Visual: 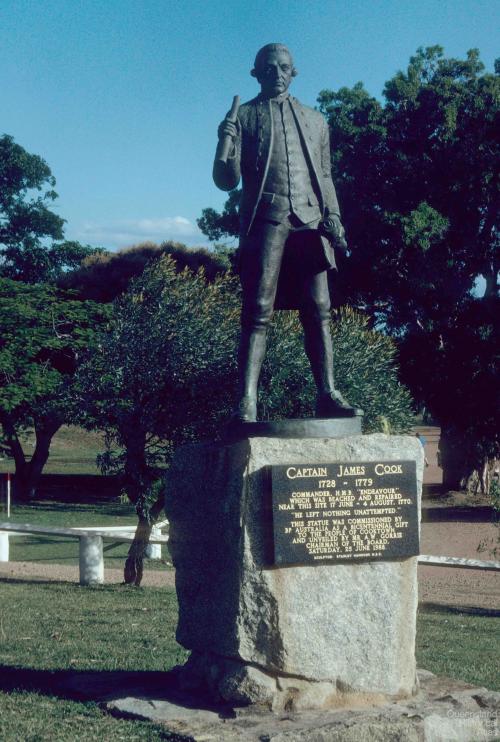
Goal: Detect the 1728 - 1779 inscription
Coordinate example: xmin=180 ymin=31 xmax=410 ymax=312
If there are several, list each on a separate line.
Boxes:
xmin=271 ymin=460 xmax=419 ymax=566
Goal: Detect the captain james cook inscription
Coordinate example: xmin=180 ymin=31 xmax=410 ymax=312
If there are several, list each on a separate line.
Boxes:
xmin=272 ymin=460 xmax=419 ymax=565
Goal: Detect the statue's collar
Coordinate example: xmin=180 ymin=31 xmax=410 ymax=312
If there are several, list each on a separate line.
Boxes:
xmin=258 ymin=92 xmax=291 ymax=104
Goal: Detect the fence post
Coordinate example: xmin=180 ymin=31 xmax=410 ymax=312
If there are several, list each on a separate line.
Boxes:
xmin=79 ymin=534 xmax=104 ymax=585
xmin=145 ymin=525 xmax=162 ymax=560
xmin=0 ymin=532 xmax=9 ymax=562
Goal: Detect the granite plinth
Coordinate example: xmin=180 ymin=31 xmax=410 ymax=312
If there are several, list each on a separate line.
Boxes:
xmin=165 ymin=434 xmax=423 ymax=709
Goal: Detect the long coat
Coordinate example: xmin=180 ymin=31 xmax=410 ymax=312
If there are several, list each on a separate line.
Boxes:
xmin=213 ymin=94 xmax=341 ymax=237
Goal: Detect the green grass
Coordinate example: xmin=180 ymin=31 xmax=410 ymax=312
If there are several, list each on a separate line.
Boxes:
xmin=0 ymin=577 xmax=498 ymax=740
xmin=1 ymin=502 xmax=171 ymax=569
xmin=417 ymin=604 xmax=500 ymax=691
xmin=0 ymin=694 xmax=174 ymax=741
xmin=0 ymin=581 xmax=186 ymax=740
xmin=0 ymin=582 xmax=184 ymax=671
xmin=0 ymin=425 xmax=107 ymax=475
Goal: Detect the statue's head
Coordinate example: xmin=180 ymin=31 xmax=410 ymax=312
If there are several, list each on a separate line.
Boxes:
xmin=251 ymin=43 xmax=297 ymax=98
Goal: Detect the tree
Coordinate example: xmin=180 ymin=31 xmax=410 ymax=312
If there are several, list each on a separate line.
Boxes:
xmin=0 ymin=134 xmax=103 ymax=283
xmin=0 ymin=134 xmax=64 ymax=265
xmin=79 ymin=256 xmax=414 ymax=583
xmin=317 ymin=46 xmax=499 ymax=490
xmin=197 ymin=188 xmax=240 ymax=242
xmin=398 ymin=296 xmax=499 ymax=492
xmin=318 ymin=46 xmax=498 ymax=325
xmin=77 ymin=256 xmax=240 ymax=583
xmin=61 ymin=240 xmax=230 ymax=301
xmin=0 ymin=278 xmax=110 ymax=499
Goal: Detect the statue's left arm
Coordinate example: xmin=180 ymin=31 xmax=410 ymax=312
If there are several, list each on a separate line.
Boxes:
xmin=320 ymin=118 xmax=341 ymax=218
xmin=319 ymin=117 xmax=348 ymax=254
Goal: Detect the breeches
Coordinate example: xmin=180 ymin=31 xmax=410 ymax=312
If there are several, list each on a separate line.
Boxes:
xmin=239 ymin=215 xmax=331 ymax=331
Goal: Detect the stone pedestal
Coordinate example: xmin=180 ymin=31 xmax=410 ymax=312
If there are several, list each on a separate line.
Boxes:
xmin=165 ymin=434 xmax=423 ymax=710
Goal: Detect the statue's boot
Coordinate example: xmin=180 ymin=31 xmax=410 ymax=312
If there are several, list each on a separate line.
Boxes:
xmin=232 ymin=328 xmax=267 ymax=422
xmin=302 ymin=317 xmax=363 ymax=418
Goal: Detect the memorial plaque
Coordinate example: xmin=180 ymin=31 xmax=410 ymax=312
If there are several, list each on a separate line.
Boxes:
xmin=272 ymin=460 xmax=419 ymax=565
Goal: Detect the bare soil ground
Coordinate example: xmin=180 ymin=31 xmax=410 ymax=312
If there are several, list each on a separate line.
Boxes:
xmin=0 ymin=560 xmax=175 ymax=587
xmin=419 ymin=520 xmax=499 ymax=611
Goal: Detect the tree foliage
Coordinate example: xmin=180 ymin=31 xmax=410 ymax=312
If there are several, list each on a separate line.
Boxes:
xmin=0 ymin=135 xmax=64 ymax=257
xmin=318 ymin=46 xmax=499 ymax=326
xmin=62 ymin=240 xmax=230 ymax=301
xmin=0 ymin=278 xmax=110 ymax=498
xmin=0 ymin=134 xmax=103 ymax=282
xmin=197 ymin=188 xmax=240 ymax=242
xmin=78 ymin=257 xmax=240 ymax=494
xmin=316 ymin=46 xmax=499 ymax=490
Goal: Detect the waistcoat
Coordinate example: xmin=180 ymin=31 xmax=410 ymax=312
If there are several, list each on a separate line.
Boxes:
xmin=262 ymin=97 xmax=321 ymax=224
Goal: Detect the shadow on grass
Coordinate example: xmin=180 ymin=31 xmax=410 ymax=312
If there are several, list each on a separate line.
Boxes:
xmin=13 ymin=501 xmax=133 ymax=517
xmin=0 ymin=578 xmax=175 ymax=591
xmin=0 ymin=577 xmax=78 ymax=586
xmin=0 ymin=665 xmax=237 ymax=716
xmin=419 ymin=601 xmax=500 ymax=618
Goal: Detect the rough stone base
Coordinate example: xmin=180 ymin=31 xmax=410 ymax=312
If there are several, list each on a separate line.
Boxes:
xmin=165 ymin=434 xmax=423 ymax=707
xmin=107 ymin=669 xmax=500 ymax=742
xmin=178 ymin=650 xmax=393 ymax=711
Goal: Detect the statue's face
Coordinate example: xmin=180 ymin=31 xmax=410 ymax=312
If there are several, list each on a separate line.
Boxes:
xmin=256 ymin=49 xmax=294 ymax=98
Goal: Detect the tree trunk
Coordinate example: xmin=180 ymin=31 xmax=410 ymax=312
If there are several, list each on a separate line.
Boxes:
xmin=483 ymin=269 xmax=499 ymax=299
xmin=20 ymin=418 xmax=61 ymax=499
xmin=0 ymin=410 xmax=27 ymax=467
xmin=0 ymin=411 xmax=29 ymax=499
xmin=17 ymin=420 xmax=61 ymax=499
xmin=0 ymin=413 xmax=61 ymax=500
xmin=123 ymin=494 xmax=165 ymax=586
xmin=123 ymin=514 xmax=151 ymax=586
xmin=440 ymin=427 xmax=499 ymax=497
xmin=464 ymin=457 xmax=500 ymax=497
xmin=439 ymin=428 xmax=465 ymax=492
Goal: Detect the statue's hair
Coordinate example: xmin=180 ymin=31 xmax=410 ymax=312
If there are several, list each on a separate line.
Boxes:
xmin=251 ymin=43 xmax=298 ymax=78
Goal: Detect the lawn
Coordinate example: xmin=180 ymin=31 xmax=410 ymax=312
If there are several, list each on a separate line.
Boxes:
xmin=0 ymin=575 xmax=498 ymax=741
xmin=417 ymin=604 xmax=500 ymax=691
xmin=0 ymin=581 xmax=185 ymax=740
xmin=0 ymin=425 xmax=107 ymax=475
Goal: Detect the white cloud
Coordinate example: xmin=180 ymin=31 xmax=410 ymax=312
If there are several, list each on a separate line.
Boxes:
xmin=74 ymin=215 xmax=204 ymax=249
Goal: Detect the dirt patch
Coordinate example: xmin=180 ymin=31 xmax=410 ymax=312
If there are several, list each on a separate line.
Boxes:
xmin=0 ymin=560 xmax=175 ymax=588
xmin=419 ymin=520 xmax=499 ymax=611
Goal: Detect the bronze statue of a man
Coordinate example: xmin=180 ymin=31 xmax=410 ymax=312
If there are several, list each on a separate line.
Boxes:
xmin=214 ymin=43 xmax=358 ymax=422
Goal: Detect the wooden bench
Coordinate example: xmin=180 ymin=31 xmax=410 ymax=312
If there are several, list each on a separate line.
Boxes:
xmin=0 ymin=521 xmax=169 ymax=586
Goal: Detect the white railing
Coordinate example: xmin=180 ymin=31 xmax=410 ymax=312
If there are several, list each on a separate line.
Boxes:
xmin=0 ymin=521 xmax=169 ymax=585
xmin=418 ymin=554 xmax=500 ymax=572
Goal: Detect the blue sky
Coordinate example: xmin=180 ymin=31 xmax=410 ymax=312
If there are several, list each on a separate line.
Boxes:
xmin=1 ymin=0 xmax=498 ymax=250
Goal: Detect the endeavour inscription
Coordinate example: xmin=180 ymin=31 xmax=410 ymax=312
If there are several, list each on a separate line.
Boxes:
xmin=271 ymin=460 xmax=419 ymax=565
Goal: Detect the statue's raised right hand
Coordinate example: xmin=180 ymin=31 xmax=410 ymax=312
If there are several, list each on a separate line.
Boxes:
xmin=218 ymin=118 xmax=240 ymax=141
